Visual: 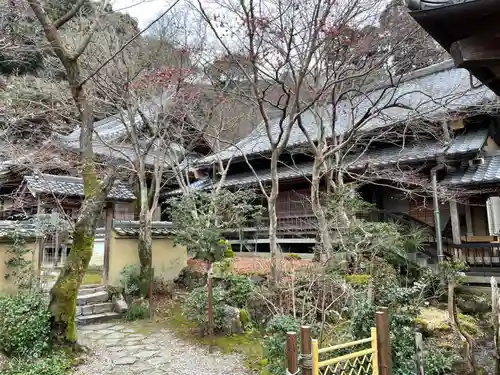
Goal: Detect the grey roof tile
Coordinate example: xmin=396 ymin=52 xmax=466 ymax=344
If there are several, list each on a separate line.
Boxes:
xmin=407 ymin=0 xmax=477 ymax=10
xmin=444 ymin=154 xmax=500 ymax=185
xmin=0 ymin=220 xmax=38 ymax=239
xmin=166 ymin=177 xmax=213 ymax=196
xmin=212 ymin=129 xmax=487 ymax=188
xmin=24 ymin=174 xmax=136 ymax=201
xmin=348 ymin=129 xmax=488 ymax=169
xmin=221 ymin=162 xmax=314 ymax=188
xmin=112 ymin=220 xmax=173 ymax=237
xmin=55 ymin=99 xmax=188 ymax=167
xmin=199 ymin=62 xmax=497 ymax=164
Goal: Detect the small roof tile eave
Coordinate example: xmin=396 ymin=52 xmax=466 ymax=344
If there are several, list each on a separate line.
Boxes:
xmin=24 ymin=174 xmax=136 ymax=202
xmin=443 ymin=154 xmax=500 ymax=186
xmin=112 ymin=220 xmax=173 ymax=237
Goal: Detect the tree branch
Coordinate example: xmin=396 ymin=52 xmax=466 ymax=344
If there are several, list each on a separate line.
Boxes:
xmin=53 ymin=0 xmax=86 ymax=29
xmin=79 ymin=0 xmax=181 ymax=86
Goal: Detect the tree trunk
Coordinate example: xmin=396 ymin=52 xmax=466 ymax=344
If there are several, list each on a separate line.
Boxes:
xmin=138 ymin=211 xmax=153 ymax=297
xmin=48 ymin=60 xmax=106 ymax=346
xmin=311 ymin=157 xmax=333 ymax=261
xmin=448 ymin=278 xmax=477 ymax=374
xmin=268 ymin=150 xmax=280 ymax=283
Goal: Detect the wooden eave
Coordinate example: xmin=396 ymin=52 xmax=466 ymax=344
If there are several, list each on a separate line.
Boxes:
xmin=409 ymin=0 xmax=500 ymax=95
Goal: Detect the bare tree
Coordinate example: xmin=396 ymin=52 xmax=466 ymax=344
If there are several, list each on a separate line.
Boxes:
xmin=25 ymin=0 xmax=180 ymax=344
xmin=26 ymin=0 xmax=116 ymax=345
xmin=193 ymin=0 xmax=366 ymax=281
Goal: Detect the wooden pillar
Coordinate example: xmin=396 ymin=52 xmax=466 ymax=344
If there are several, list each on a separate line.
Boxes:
xmin=286 ymin=332 xmax=299 ymax=375
xmin=36 ymin=195 xmax=44 ymax=276
xmin=449 ymin=199 xmax=461 ymax=261
xmin=376 ymin=307 xmax=392 ymax=375
xmin=465 ymin=201 xmax=474 ymax=237
xmin=415 ymin=332 xmax=425 ymax=375
xmin=301 ymin=326 xmax=312 ymax=375
xmin=103 ymin=202 xmax=114 ymax=286
xmin=449 ymin=200 xmax=461 ymax=244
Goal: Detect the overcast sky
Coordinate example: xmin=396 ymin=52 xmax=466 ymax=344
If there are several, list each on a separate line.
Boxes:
xmin=111 ymin=0 xmax=172 ymax=27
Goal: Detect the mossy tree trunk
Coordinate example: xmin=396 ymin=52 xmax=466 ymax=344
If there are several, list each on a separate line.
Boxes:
xmin=138 ymin=210 xmax=153 ymax=297
xmin=28 ymin=0 xmax=110 ymax=346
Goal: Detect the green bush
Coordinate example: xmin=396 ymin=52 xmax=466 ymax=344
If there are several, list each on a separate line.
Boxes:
xmin=225 ymin=275 xmax=254 ymax=308
xmin=350 ymin=290 xmax=455 ymax=375
xmin=263 ymin=315 xmax=300 ymax=375
xmin=3 ymin=350 xmax=71 ymax=375
xmin=125 ymin=299 xmax=149 ymax=321
xmin=183 ymin=285 xmax=227 ymax=334
xmin=344 ymin=274 xmax=370 ymax=286
xmin=0 ymin=293 xmax=50 ymax=357
xmin=119 ymin=265 xmax=141 ymax=297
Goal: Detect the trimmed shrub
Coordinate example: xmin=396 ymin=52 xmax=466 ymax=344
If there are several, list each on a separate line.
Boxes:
xmin=183 ymin=285 xmax=226 ymax=334
xmin=0 ymin=293 xmax=51 ymax=357
xmin=225 ymin=275 xmax=254 ymax=308
xmin=119 ymin=264 xmax=141 ymax=297
xmin=263 ymin=315 xmax=301 ymax=375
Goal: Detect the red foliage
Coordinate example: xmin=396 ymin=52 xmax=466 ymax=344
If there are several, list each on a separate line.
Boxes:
xmin=129 ymin=67 xmax=195 ymax=91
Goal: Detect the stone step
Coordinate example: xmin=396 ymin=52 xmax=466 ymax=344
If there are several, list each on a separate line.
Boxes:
xmin=76 ymin=302 xmax=113 ymax=316
xmin=76 ymin=312 xmax=120 ymax=326
xmin=77 ymin=290 xmax=109 ymax=306
xmin=78 ymin=285 xmax=107 ymax=296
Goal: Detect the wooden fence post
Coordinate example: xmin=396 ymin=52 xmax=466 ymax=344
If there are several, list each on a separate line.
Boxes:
xmin=311 ymin=339 xmax=319 ymax=375
xmin=376 ymin=307 xmax=392 ymax=375
xmin=415 ymin=331 xmax=425 ymax=375
xmin=148 ymin=267 xmax=154 ymax=318
xmin=301 ymin=326 xmax=312 ymax=375
xmin=287 ymin=332 xmax=299 ymax=375
xmin=371 ymin=327 xmax=379 ymax=375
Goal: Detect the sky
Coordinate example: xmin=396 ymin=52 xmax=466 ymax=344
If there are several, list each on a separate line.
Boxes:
xmin=111 ymin=0 xmax=173 ymax=27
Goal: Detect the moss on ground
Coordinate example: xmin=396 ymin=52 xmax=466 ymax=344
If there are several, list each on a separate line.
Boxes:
xmin=151 ymin=299 xmax=266 ymax=374
xmin=81 ymin=271 xmax=103 ymax=285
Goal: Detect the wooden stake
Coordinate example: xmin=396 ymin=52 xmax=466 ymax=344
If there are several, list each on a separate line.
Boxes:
xmin=301 ymin=326 xmax=312 ymax=375
xmin=415 ymin=331 xmax=425 ymax=375
xmin=376 ymin=307 xmax=392 ymax=375
xmin=103 ymin=202 xmax=114 ymax=285
xmin=148 ymin=267 xmax=154 ymax=319
xmin=287 ymin=332 xmax=298 ymax=375
xmin=207 ymin=262 xmax=214 ymax=337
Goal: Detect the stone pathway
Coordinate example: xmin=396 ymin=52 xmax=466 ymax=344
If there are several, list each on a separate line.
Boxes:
xmin=76 ymin=322 xmax=251 ymax=375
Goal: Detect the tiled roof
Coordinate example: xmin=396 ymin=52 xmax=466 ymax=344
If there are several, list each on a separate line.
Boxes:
xmin=24 ymin=174 xmax=136 ymax=201
xmin=221 ymin=162 xmax=314 ymax=188
xmin=112 ymin=220 xmax=173 ymax=237
xmin=209 ymin=129 xmax=488 ymax=189
xmin=0 ymin=220 xmax=38 ymax=239
xmin=348 ymin=129 xmax=488 ymax=169
xmin=198 ymin=61 xmax=497 ymax=165
xmin=166 ymin=177 xmax=213 ymax=196
xmin=407 ymin=0 xmax=477 ymax=11
xmin=55 ymin=99 xmax=189 ymax=168
xmin=443 ymin=154 xmax=500 ymax=186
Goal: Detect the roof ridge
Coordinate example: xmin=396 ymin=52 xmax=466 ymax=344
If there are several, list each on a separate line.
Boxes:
xmin=363 ymin=60 xmax=455 ymax=94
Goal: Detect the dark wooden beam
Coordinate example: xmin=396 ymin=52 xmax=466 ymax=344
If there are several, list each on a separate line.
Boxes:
xmin=103 ymin=202 xmax=114 ymax=286
xmin=450 ymin=33 xmax=500 ymax=69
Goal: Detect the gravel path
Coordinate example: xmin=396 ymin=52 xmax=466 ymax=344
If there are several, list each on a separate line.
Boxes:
xmin=75 ymin=322 xmax=251 ymax=375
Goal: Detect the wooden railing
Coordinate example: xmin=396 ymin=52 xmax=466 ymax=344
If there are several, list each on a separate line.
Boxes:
xmin=448 ymin=242 xmax=500 ymax=267
xmin=261 ymin=214 xmax=317 ymax=233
